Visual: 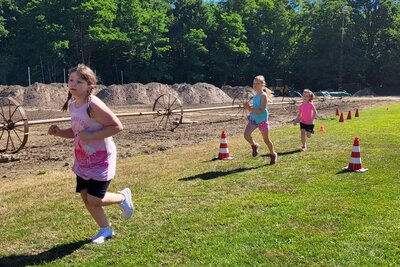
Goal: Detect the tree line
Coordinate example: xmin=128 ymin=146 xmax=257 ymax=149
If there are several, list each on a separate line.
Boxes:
xmin=0 ymin=0 xmax=399 ymax=94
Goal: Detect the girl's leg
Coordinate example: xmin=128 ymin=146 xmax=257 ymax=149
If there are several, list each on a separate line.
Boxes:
xmin=244 ymin=122 xmax=260 ymax=156
xmin=244 ymin=122 xmax=258 ymax=145
xmin=81 ymin=190 xmax=124 ymax=228
xmin=260 ymin=129 xmax=275 ymax=154
xmin=306 ymin=131 xmax=312 ymax=138
xmin=260 ymin=129 xmax=277 ymax=164
xmin=301 ymin=129 xmax=306 ymax=149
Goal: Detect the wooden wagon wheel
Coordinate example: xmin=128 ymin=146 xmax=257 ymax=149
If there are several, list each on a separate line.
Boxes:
xmin=232 ymin=91 xmax=253 ymax=118
xmin=152 ymin=94 xmax=183 ymax=131
xmin=283 ymin=97 xmax=298 ymax=114
xmin=0 ymin=97 xmax=29 ymax=153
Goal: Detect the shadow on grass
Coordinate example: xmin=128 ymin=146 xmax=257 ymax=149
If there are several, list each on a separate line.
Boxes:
xmin=0 ymin=239 xmax=88 ymax=267
xmin=260 ymin=149 xmax=302 ymax=157
xmin=179 ymin=166 xmax=260 ymax=181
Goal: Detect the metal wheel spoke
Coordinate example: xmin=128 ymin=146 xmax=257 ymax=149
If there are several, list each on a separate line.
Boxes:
xmin=0 ymin=97 xmax=29 ymax=153
xmin=8 ymin=105 xmax=18 ymax=120
xmin=7 ymin=131 xmax=15 ymax=151
xmin=12 ymin=129 xmax=23 ymax=143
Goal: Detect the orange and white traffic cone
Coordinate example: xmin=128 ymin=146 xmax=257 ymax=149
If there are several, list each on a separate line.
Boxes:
xmin=216 ymin=131 xmax=234 ymax=160
xmin=339 ymin=112 xmax=344 ymax=122
xmin=355 ymin=109 xmax=359 ymax=117
xmin=342 ymin=137 xmax=368 ymax=172
xmin=335 ymin=108 xmax=340 ymax=116
xmin=347 ymin=110 xmax=352 ymax=120
xmin=319 ymin=125 xmax=325 ymax=133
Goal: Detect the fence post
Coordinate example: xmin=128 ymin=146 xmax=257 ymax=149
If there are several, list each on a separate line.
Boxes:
xmin=28 ymin=66 xmax=31 ymax=86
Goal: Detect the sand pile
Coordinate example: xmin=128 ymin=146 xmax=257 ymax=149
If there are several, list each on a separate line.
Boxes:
xmin=353 ymin=88 xmax=377 ymax=97
xmin=0 ymin=82 xmax=252 ymax=108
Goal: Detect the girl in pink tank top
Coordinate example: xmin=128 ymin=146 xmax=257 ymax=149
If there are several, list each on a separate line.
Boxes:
xmin=291 ymin=89 xmax=318 ymax=151
xmin=48 ymin=64 xmax=134 ymax=244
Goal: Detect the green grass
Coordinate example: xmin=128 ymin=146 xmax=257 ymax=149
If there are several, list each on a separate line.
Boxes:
xmin=1 ymin=104 xmax=400 ymax=266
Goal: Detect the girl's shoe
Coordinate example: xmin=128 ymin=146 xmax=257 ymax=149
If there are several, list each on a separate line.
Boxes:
xmin=301 ymin=145 xmax=307 ymax=151
xmin=119 ymin=188 xmax=134 ymax=219
xmin=92 ymin=225 xmax=114 ymax=244
xmin=270 ymin=152 xmax=278 ymax=165
xmin=251 ymin=144 xmax=259 ymax=157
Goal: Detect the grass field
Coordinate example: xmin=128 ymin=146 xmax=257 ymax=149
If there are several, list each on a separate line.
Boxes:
xmin=1 ymin=104 xmax=399 ymax=266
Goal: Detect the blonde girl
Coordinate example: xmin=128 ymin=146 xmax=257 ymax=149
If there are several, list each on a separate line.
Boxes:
xmin=48 ymin=64 xmax=134 ymax=244
xmin=243 ymin=75 xmax=277 ymax=165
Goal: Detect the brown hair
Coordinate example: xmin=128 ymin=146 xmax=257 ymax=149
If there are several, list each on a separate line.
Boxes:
xmin=62 ymin=64 xmax=97 ymax=117
xmin=254 ymin=75 xmax=273 ymax=102
xmin=303 ymin=89 xmax=315 ymax=102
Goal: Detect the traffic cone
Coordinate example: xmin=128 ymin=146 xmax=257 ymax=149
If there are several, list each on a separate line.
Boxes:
xmin=355 ymin=109 xmax=359 ymax=117
xmin=216 ymin=131 xmax=234 ymax=160
xmin=339 ymin=113 xmax=344 ymax=122
xmin=319 ymin=125 xmax=325 ymax=133
xmin=342 ymin=137 xmax=368 ymax=172
xmin=335 ymin=108 xmax=340 ymax=116
xmin=347 ymin=110 xmax=352 ymax=120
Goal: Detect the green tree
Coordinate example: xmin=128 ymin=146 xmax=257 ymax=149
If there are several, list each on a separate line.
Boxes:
xmin=207 ymin=9 xmax=250 ymax=85
xmin=169 ymin=0 xmax=215 ymax=83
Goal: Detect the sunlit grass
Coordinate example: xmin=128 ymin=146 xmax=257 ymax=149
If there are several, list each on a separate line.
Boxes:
xmin=1 ymin=103 xmax=400 ymax=266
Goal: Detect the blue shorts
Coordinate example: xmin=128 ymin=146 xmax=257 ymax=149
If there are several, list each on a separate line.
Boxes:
xmin=76 ymin=176 xmax=111 ymax=199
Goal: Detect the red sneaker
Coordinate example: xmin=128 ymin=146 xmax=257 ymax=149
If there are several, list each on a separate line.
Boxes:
xmin=270 ymin=152 xmax=278 ymax=165
xmin=251 ymin=143 xmax=259 ymax=157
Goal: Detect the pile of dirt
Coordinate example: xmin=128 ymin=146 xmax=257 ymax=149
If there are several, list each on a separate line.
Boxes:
xmin=0 ymin=82 xmax=243 ymax=108
xmin=173 ymin=83 xmax=232 ymax=104
xmin=221 ymin=85 xmax=253 ymax=99
xmin=353 ymin=88 xmax=377 ymax=97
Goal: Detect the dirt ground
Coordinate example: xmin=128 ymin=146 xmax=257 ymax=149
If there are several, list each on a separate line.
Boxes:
xmin=1 ymin=96 xmax=399 ymax=179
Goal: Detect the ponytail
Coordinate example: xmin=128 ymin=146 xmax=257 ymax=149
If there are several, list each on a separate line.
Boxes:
xmin=262 ymin=87 xmax=274 ymax=103
xmin=62 ymin=91 xmax=72 ymax=112
xmin=86 ymin=92 xmax=93 ymax=118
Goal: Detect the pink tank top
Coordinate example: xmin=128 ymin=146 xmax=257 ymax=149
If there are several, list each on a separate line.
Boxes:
xmin=70 ymin=99 xmax=116 ymax=181
xmin=298 ymin=102 xmax=315 ymax=125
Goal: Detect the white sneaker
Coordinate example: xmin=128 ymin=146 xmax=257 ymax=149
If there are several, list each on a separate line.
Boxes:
xmin=119 ymin=188 xmax=134 ymax=219
xmin=91 ymin=225 xmax=114 ymax=244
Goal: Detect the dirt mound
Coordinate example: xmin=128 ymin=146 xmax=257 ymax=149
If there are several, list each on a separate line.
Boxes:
xmin=221 ymin=85 xmax=253 ymax=99
xmin=353 ymin=88 xmax=377 ymax=97
xmin=0 ymin=83 xmax=68 ymax=108
xmin=0 ymin=82 xmax=235 ymax=108
xmin=97 ymin=83 xmax=179 ymax=105
xmin=172 ymin=83 xmax=232 ymax=104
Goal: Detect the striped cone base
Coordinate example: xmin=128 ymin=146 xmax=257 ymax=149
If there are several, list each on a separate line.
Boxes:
xmin=342 ymin=136 xmax=368 ymax=172
xmin=216 ymin=131 xmax=234 ymax=160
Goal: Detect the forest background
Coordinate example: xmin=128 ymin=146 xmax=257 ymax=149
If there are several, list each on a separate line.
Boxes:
xmin=0 ymin=0 xmax=399 ymax=95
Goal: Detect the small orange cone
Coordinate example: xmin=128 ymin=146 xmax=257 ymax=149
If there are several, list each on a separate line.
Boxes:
xmin=347 ymin=110 xmax=352 ymax=120
xmin=319 ymin=125 xmax=325 ymax=133
xmin=355 ymin=109 xmax=359 ymax=117
xmin=216 ymin=131 xmax=234 ymax=160
xmin=342 ymin=137 xmax=368 ymax=172
xmin=339 ymin=113 xmax=344 ymax=122
xmin=335 ymin=108 xmax=340 ymax=116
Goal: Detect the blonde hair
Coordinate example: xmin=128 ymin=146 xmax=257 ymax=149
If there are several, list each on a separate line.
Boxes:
xmin=303 ymin=89 xmax=315 ymax=102
xmin=62 ymin=64 xmax=97 ymax=117
xmin=254 ymin=75 xmax=273 ymax=102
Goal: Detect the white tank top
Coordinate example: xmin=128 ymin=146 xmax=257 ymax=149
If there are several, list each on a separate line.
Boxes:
xmin=69 ymin=98 xmax=116 ymax=181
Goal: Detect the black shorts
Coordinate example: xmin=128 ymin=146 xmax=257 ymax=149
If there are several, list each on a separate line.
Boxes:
xmin=76 ymin=175 xmax=111 ymax=199
xmin=300 ymin=122 xmax=314 ymax=134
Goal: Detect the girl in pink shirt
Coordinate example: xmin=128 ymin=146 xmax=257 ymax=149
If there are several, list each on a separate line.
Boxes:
xmin=291 ymin=89 xmax=318 ymax=151
xmin=48 ymin=64 xmax=134 ymax=244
